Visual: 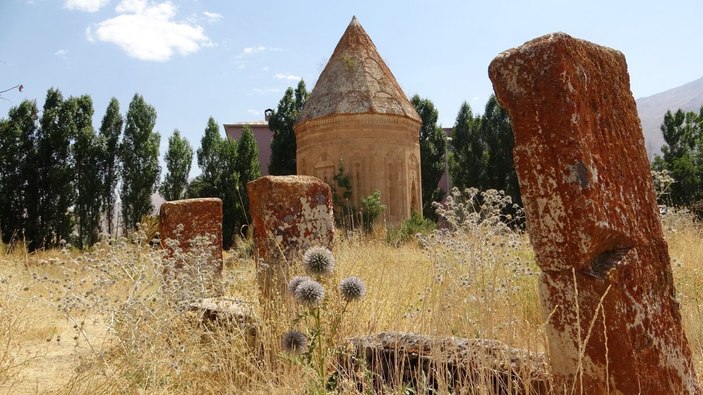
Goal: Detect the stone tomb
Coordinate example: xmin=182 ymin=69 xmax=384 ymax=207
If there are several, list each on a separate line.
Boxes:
xmin=247 ymin=176 xmax=334 ymax=302
xmin=489 ymin=33 xmax=700 ymax=394
xmin=159 ymin=197 xmax=224 ymax=297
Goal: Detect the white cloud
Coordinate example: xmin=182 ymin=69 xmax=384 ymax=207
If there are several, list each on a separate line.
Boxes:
xmin=86 ymin=0 xmax=213 ymax=62
xmin=261 ymin=66 xmax=269 ymax=72
xmin=247 ymin=109 xmax=262 ymax=116
xmin=274 ymin=73 xmax=301 ymax=82
xmin=54 ymin=49 xmax=68 ymax=56
xmin=202 ymin=11 xmax=222 ymax=23
xmin=64 ymin=0 xmax=110 ymax=12
xmin=250 ymin=88 xmax=281 ymax=96
xmin=242 ymin=46 xmax=266 ymax=55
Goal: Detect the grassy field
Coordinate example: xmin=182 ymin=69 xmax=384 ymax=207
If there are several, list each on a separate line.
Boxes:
xmin=0 ymin=199 xmax=701 ymax=394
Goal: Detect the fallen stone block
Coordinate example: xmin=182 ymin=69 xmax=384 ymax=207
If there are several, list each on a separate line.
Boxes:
xmin=337 ymin=332 xmax=551 ymax=395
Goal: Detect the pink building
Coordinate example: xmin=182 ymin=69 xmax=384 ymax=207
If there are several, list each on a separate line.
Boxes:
xmin=223 ymin=120 xmax=273 ymax=176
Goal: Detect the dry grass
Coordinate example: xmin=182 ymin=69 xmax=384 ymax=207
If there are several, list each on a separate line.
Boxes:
xmin=0 ymin=202 xmax=701 ymax=394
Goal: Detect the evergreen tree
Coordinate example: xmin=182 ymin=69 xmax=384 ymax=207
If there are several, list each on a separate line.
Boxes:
xmin=654 ymin=107 xmax=703 ymax=205
xmin=0 ymin=100 xmax=39 ymax=245
xmin=160 ymin=129 xmax=193 ymax=201
xmin=192 ymin=117 xmax=240 ymax=249
xmin=36 ymin=88 xmax=74 ymax=248
xmin=411 ymin=94 xmax=447 ymax=219
xmin=120 ymin=94 xmax=161 ymax=234
xmin=196 ymin=117 xmax=223 ymax=196
xmin=219 ymin=137 xmax=240 ymax=248
xmin=98 ymin=98 xmax=123 ymax=237
xmin=449 ymin=101 xmax=485 ymax=190
xmin=481 ymin=95 xmax=521 ymax=206
xmin=234 ymin=125 xmax=261 ymax=225
xmin=268 ymin=80 xmax=307 ymax=175
xmin=71 ymin=95 xmax=102 ymax=248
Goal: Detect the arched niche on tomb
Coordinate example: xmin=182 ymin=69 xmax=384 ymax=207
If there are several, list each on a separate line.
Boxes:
xmin=409 ymin=154 xmax=421 ymax=214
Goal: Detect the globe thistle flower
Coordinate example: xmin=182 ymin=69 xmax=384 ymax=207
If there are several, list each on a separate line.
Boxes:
xmin=302 ymin=246 xmax=335 ymax=276
xmin=281 ymin=330 xmax=308 ymax=354
xmin=339 ymin=276 xmax=366 ymax=302
xmin=294 ymin=279 xmax=325 ymax=307
xmin=288 ymin=275 xmax=312 ymax=295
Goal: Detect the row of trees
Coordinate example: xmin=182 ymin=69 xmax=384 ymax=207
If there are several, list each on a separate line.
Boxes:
xmin=0 ymin=90 xmax=155 ymax=250
xmin=449 ymin=95 xmax=521 ymax=208
xmin=652 ymin=107 xmax=703 ymax=206
xmin=2 ymin=81 xmax=517 ymax=250
xmin=0 ymin=89 xmax=260 ymax=251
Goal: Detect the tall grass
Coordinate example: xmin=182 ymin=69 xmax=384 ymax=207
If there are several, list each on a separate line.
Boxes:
xmin=0 ymin=196 xmax=701 ymax=394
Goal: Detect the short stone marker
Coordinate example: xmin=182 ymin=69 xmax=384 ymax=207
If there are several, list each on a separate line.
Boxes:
xmin=488 ymin=33 xmax=700 ymax=394
xmin=159 ymin=198 xmax=224 ymax=297
xmin=247 ymin=176 xmax=334 ymax=302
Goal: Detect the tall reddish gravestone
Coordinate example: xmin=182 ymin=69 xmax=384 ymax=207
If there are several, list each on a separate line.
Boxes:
xmin=247 ymin=176 xmax=334 ymax=301
xmin=159 ymin=198 xmax=223 ymax=296
xmin=489 ymin=33 xmax=700 ymax=394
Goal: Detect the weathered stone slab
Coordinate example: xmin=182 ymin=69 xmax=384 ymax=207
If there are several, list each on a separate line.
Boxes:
xmin=159 ymin=198 xmax=223 ymax=296
xmin=188 ymin=297 xmax=258 ymax=350
xmin=247 ymin=176 xmax=334 ymax=301
xmin=338 ymin=332 xmax=551 ymax=395
xmin=489 ymin=32 xmax=700 ymax=394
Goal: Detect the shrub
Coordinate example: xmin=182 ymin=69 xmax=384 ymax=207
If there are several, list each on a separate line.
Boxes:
xmin=386 ymin=212 xmax=436 ymax=246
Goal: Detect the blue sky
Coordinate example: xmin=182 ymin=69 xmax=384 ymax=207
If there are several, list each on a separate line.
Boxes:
xmin=1 ymin=0 xmax=702 ymax=177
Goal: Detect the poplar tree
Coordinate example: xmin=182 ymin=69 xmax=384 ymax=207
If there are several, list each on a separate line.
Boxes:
xmin=481 ymin=95 xmax=521 ymax=206
xmin=37 ymin=88 xmax=74 ymax=248
xmin=160 ymin=129 xmax=193 ymax=201
xmin=192 ymin=117 xmax=240 ymax=248
xmin=120 ymin=94 xmax=161 ymax=234
xmin=71 ymin=95 xmax=102 ymax=248
xmin=98 ymin=98 xmax=123 ymax=237
xmin=219 ymin=137 xmax=240 ymax=248
xmin=196 ymin=117 xmax=223 ymax=196
xmin=268 ymin=80 xmax=307 ymax=175
xmin=0 ymin=100 xmax=39 ymax=245
xmin=234 ymin=125 xmax=261 ymax=225
xmin=411 ymin=94 xmax=447 ymax=219
xmin=449 ymin=101 xmax=484 ymax=190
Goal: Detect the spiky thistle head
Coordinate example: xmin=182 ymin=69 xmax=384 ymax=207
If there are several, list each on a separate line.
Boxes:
xmin=302 ymin=246 xmax=335 ymax=276
xmin=294 ymin=279 xmax=325 ymax=307
xmin=339 ymin=276 xmax=366 ymax=302
xmin=288 ymin=275 xmax=312 ymax=295
xmin=281 ymin=330 xmax=307 ymax=354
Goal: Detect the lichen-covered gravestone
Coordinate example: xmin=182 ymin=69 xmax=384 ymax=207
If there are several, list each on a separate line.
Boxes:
xmin=489 ymin=33 xmax=700 ymax=394
xmin=247 ymin=176 xmax=334 ymax=302
xmin=159 ymin=198 xmax=224 ymax=297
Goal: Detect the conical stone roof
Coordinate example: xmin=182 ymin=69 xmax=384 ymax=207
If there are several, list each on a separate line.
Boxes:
xmin=297 ymin=16 xmax=420 ymax=124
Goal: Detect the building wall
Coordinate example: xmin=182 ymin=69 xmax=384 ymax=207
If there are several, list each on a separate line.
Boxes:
xmin=295 ymin=113 xmax=422 ymax=225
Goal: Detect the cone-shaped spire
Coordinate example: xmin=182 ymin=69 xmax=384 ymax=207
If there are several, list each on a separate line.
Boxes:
xmin=297 ymin=16 xmax=420 ymax=124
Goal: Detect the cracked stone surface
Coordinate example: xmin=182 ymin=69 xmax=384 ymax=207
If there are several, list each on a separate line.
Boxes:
xmin=159 ymin=198 xmax=224 ymax=296
xmin=247 ymin=176 xmax=334 ymax=301
xmin=489 ymin=32 xmax=700 ymax=394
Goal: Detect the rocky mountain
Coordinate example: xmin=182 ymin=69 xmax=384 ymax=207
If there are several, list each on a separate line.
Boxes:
xmin=637 ymin=76 xmax=703 ymax=159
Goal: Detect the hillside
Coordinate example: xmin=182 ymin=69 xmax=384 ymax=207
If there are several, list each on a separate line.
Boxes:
xmin=637 ymin=76 xmax=703 ymax=159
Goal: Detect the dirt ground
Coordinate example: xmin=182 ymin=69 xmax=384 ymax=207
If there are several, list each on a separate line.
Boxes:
xmin=1 ymin=313 xmax=109 ymax=395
